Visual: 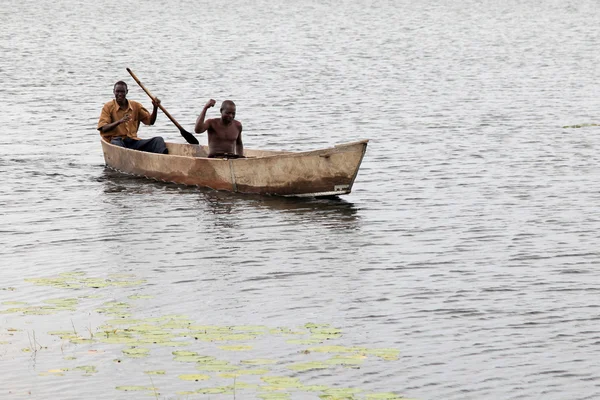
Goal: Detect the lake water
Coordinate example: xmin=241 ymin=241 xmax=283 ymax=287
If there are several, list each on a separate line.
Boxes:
xmin=2 ymin=0 xmax=600 ymax=399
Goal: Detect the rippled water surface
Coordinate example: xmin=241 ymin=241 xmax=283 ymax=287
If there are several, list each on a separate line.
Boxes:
xmin=2 ymin=0 xmax=600 ymax=399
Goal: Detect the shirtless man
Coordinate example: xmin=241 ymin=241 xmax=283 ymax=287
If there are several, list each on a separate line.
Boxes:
xmin=194 ymin=99 xmax=244 ymax=158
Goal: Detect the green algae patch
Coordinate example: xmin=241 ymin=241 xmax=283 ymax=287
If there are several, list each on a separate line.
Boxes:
xmin=301 ymin=385 xmax=331 ymax=392
xmin=218 ymin=344 xmax=253 ymax=351
xmin=105 ymin=318 xmax=143 ymax=325
xmin=73 ymin=365 xmax=97 ymax=375
xmin=115 ymin=386 xmax=155 ymax=391
xmin=261 ymin=376 xmax=303 ymax=389
xmin=100 ymin=336 xmax=139 ymax=345
xmin=241 ymin=358 xmax=277 ymax=366
xmin=365 ymin=393 xmax=406 ymax=399
xmin=48 ymin=331 xmax=78 ymax=339
xmin=144 ymin=370 xmax=166 ymax=375
xmin=195 ymin=361 xmax=238 ymax=372
xmin=326 ymin=355 xmax=366 ymax=366
xmin=39 ymin=368 xmax=68 ymax=376
xmin=231 ymin=325 xmax=269 ymax=333
xmin=122 ymin=347 xmax=150 ymax=358
xmin=128 ymin=295 xmax=154 ymax=300
xmin=194 ymin=386 xmax=236 ymax=395
xmin=287 ymin=361 xmax=330 ymax=371
xmin=364 ymin=348 xmax=400 ymax=361
xmin=219 ymin=369 xmax=269 ymax=378
xmin=2 ymin=301 xmax=28 ymax=305
xmin=178 ymin=373 xmax=210 ymax=381
xmin=191 ymin=332 xmax=258 ymax=342
xmin=562 ymin=123 xmax=599 ymax=128
xmin=306 ymin=345 xmax=361 ymax=354
xmin=175 ymin=355 xmax=216 ymax=363
xmin=320 ymin=388 xmax=363 ymax=399
xmin=258 ymin=393 xmax=291 ymax=399
xmin=172 ymin=350 xmax=196 ymax=356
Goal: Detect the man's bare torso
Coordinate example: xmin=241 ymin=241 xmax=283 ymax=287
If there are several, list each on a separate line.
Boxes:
xmin=207 ymin=118 xmax=242 ymax=156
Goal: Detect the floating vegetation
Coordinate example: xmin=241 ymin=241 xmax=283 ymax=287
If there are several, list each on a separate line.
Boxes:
xmin=39 ymin=368 xmax=68 ymax=376
xmin=261 ymin=376 xmax=304 ymax=390
xmin=288 ymin=361 xmax=330 ymax=371
xmin=241 ymin=358 xmax=277 ymax=366
xmin=144 ymin=370 xmax=166 ymax=375
xmin=23 ymin=272 xmax=146 ymax=290
xmin=320 ymin=388 xmax=363 ymax=399
xmin=196 ymin=362 xmax=239 ymax=372
xmin=73 ymin=365 xmax=97 ymax=375
xmin=218 ymin=344 xmax=253 ymax=351
xmin=11 ymin=272 xmax=405 ymax=400
xmin=122 ymin=347 xmax=150 ymax=358
xmin=562 ymin=123 xmax=599 ymax=128
xmin=177 ymin=373 xmax=210 ymax=381
xmin=258 ymin=393 xmax=291 ymax=400
xmin=115 ymin=386 xmax=155 ymax=392
xmin=219 ymin=369 xmax=269 ymax=378
xmin=365 ymin=393 xmax=408 ymax=400
xmin=128 ymin=295 xmax=154 ymax=300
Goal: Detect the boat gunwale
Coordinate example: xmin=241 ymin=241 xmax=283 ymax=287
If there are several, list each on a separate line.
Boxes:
xmin=101 ymin=138 xmax=369 ymax=161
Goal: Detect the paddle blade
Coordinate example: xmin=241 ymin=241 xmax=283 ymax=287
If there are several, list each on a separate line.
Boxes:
xmin=180 ymin=128 xmax=199 ymax=145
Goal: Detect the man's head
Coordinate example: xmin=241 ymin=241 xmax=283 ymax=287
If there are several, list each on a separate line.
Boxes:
xmin=113 ymin=81 xmax=128 ymax=105
xmin=220 ymin=100 xmax=236 ymax=124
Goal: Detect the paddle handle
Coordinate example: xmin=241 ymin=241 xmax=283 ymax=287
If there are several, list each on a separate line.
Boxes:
xmin=126 ymin=68 xmax=186 ymax=131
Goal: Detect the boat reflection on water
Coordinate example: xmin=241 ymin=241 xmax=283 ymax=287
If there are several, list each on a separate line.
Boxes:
xmin=99 ymin=167 xmax=360 ymax=231
xmin=199 ymin=189 xmax=361 ymax=231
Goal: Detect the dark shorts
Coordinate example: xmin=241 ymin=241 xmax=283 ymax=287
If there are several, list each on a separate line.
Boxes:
xmin=111 ymin=137 xmax=168 ymax=154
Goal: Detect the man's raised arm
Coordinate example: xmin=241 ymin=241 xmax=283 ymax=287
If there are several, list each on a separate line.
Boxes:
xmin=194 ymin=99 xmax=216 ymax=133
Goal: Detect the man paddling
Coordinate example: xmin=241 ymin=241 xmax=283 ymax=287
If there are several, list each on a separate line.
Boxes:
xmin=97 ymin=81 xmax=168 ymax=154
xmin=194 ymin=99 xmax=244 ymax=158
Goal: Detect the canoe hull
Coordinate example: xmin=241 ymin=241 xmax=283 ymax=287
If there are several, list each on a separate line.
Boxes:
xmin=101 ymin=139 xmax=368 ymax=197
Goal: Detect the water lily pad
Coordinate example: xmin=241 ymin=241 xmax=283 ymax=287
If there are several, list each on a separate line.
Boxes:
xmin=306 ymin=345 xmax=364 ymax=354
xmin=241 ymin=358 xmax=276 ymax=366
xmin=219 ymin=369 xmax=269 ymax=378
xmin=364 ymin=348 xmax=400 ymax=361
xmin=122 ymin=347 xmax=150 ymax=357
xmin=172 ymin=350 xmax=197 ymax=356
xmin=100 ymin=336 xmax=138 ymax=345
xmin=365 ymin=393 xmax=405 ymax=399
xmin=40 ymin=368 xmax=68 ymax=376
xmin=261 ymin=376 xmax=303 ymax=389
xmin=178 ymin=373 xmax=210 ymax=381
xmin=73 ymin=365 xmax=97 ymax=375
xmin=195 ymin=361 xmax=237 ymax=372
xmin=196 ymin=386 xmax=234 ymax=394
xmin=288 ymin=361 xmax=330 ymax=371
xmin=105 ymin=318 xmax=142 ymax=325
xmin=258 ymin=393 xmax=291 ymax=399
xmin=115 ymin=386 xmax=154 ymax=391
xmin=218 ymin=345 xmax=253 ymax=351
xmin=326 ymin=355 xmax=366 ymax=366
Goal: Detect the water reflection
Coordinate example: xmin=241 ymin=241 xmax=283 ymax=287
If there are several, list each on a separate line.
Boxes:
xmin=98 ymin=167 xmax=361 ymax=230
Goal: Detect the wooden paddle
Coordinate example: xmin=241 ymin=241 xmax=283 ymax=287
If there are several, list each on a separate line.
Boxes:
xmin=126 ymin=68 xmax=199 ymax=145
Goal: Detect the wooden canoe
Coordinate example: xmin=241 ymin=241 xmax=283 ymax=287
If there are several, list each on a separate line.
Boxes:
xmin=101 ymin=139 xmax=368 ymax=197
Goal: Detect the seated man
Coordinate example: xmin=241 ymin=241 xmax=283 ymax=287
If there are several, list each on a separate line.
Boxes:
xmin=97 ymin=81 xmax=168 ymax=154
xmin=194 ymin=99 xmax=244 ymax=158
